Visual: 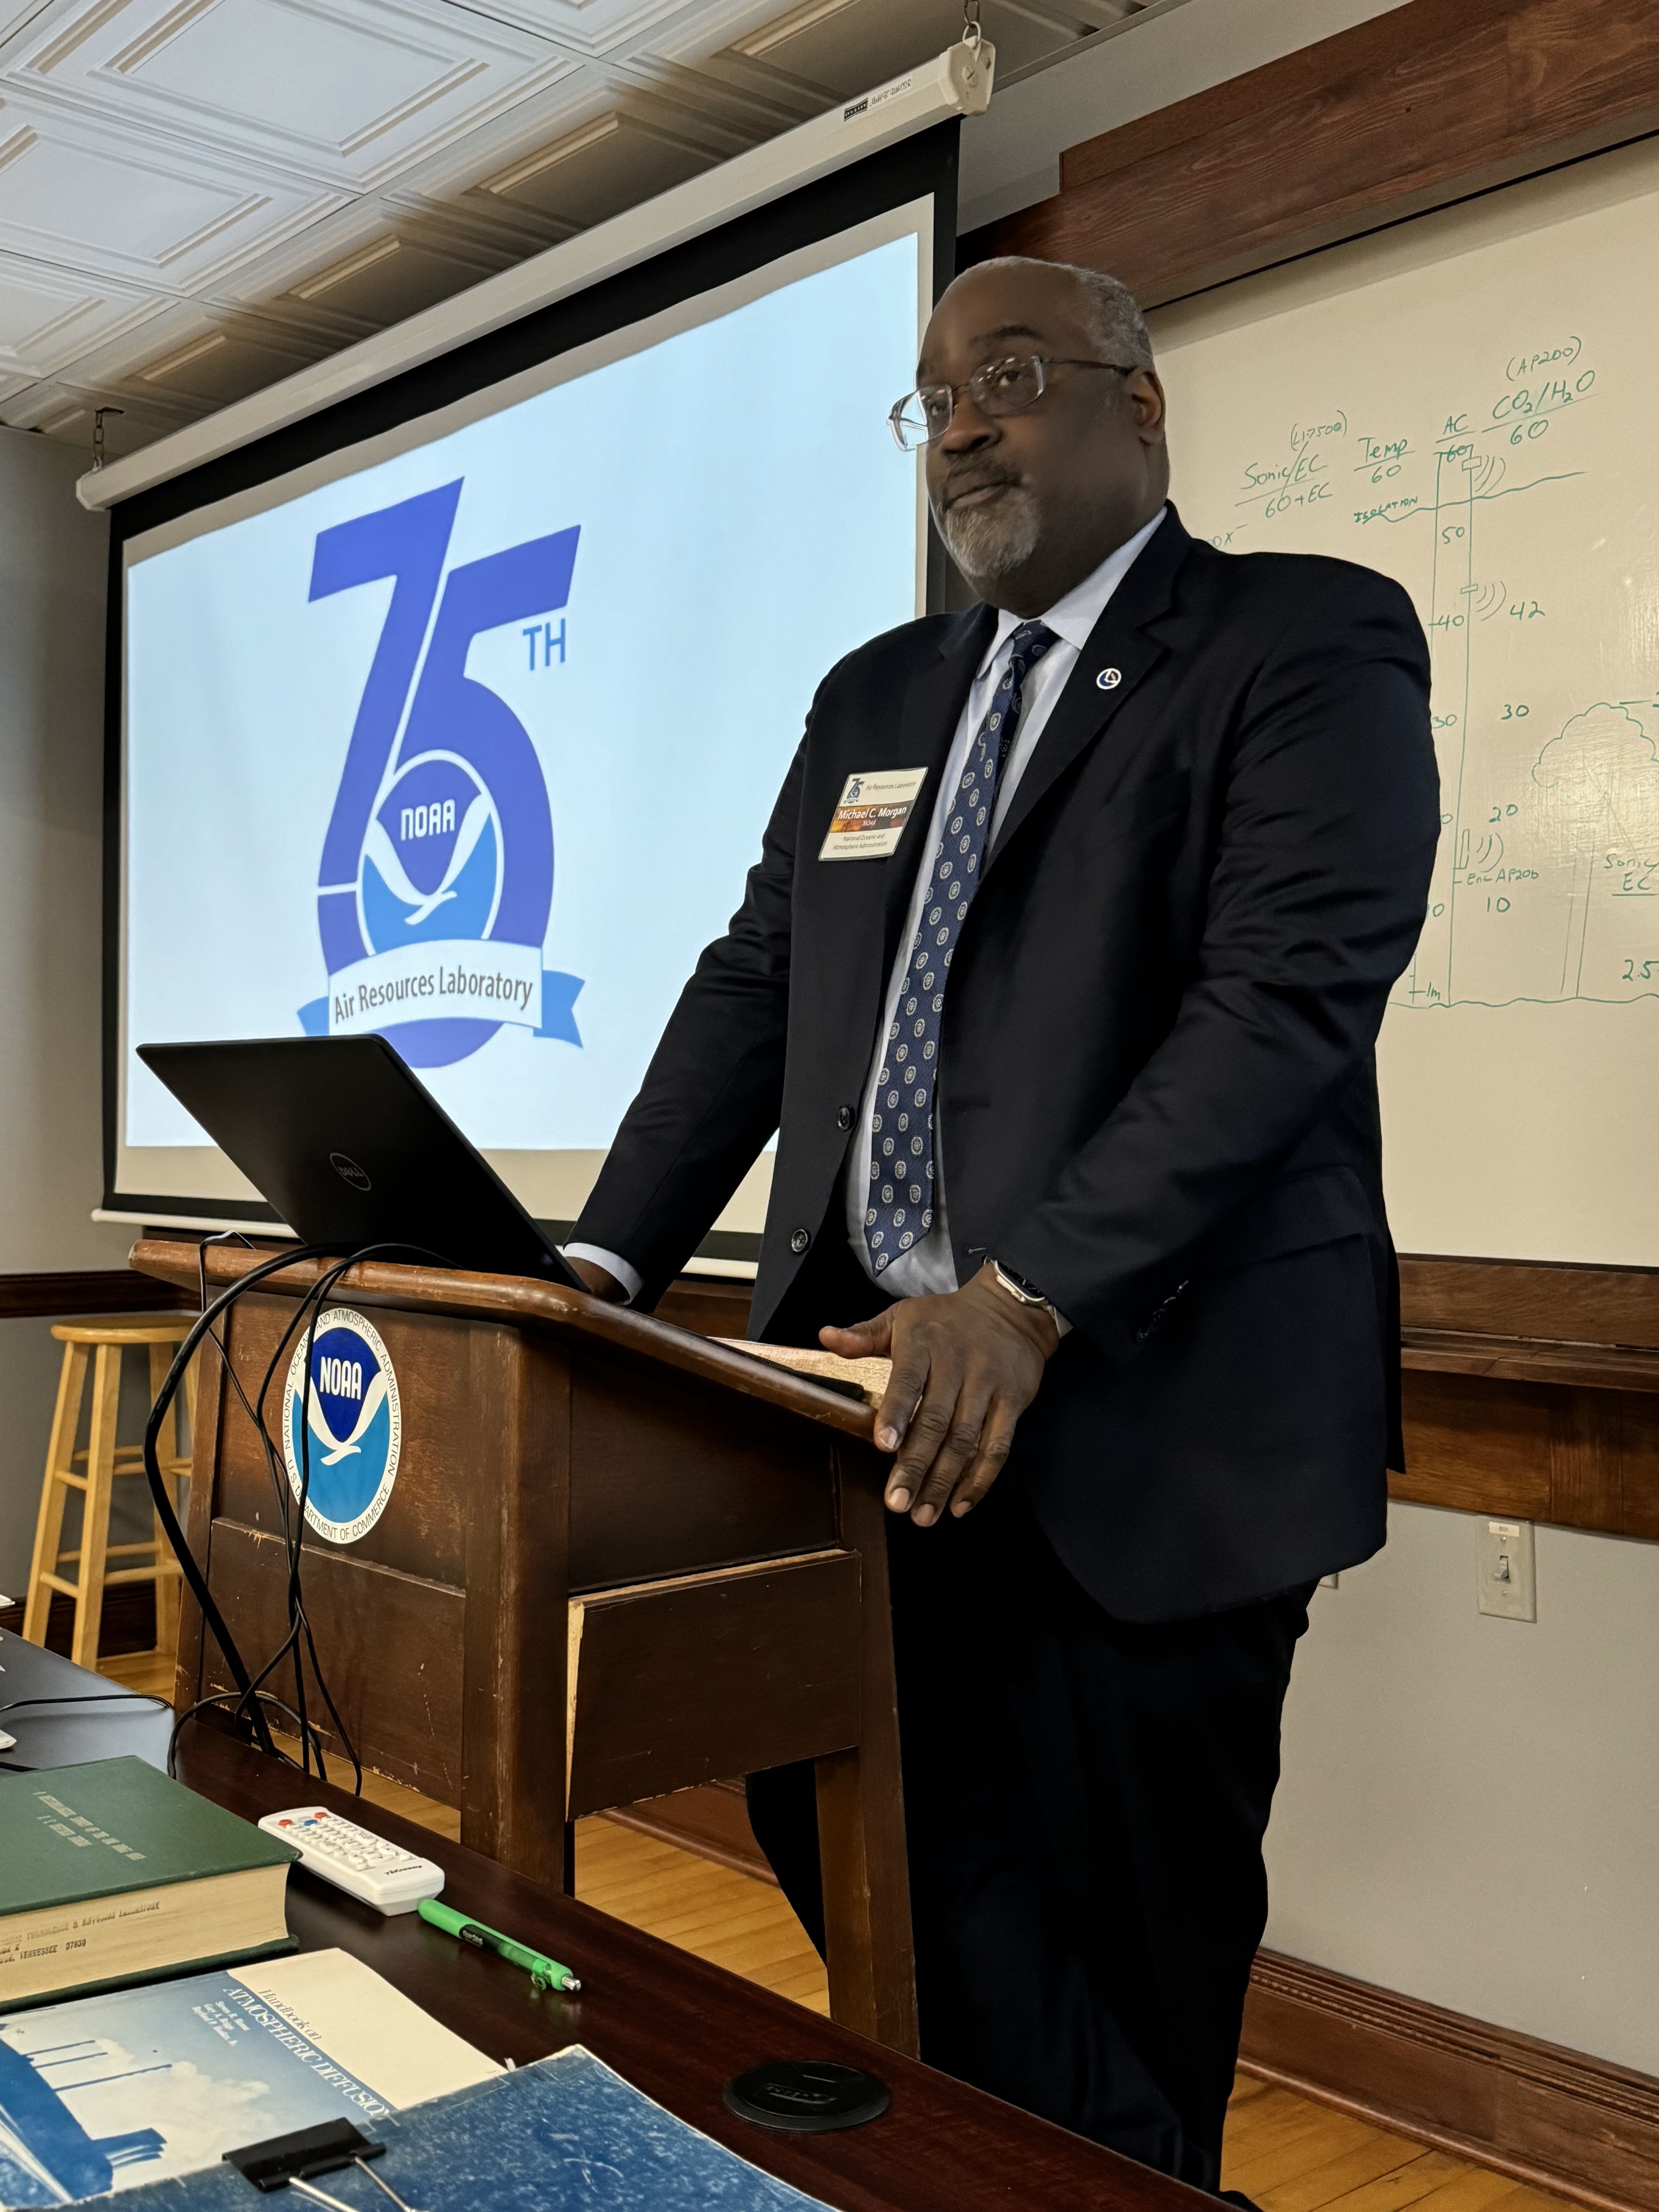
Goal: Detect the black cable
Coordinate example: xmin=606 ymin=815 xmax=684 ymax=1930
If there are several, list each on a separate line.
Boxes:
xmin=142 ymin=1241 xmax=335 ymax=1757
xmin=179 ymin=1236 xmax=356 ymax=1783
xmin=261 ymin=1243 xmax=441 ymax=1790
xmin=193 ymin=1248 xmax=362 ymax=1787
xmin=245 ymin=1270 xmax=342 ymax=1778
xmin=0 ymin=1694 xmax=170 ymax=1716
xmin=186 ymin=1234 xmax=326 ymax=1777
xmin=194 ymin=1234 xmax=305 ymax=1584
xmin=167 ymin=1688 xmax=330 ymax=1781
xmin=155 ymin=1234 xmax=441 ymax=1791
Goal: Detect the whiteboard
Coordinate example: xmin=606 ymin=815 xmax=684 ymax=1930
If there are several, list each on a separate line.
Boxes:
xmin=1148 ymin=139 xmax=1659 ymax=1267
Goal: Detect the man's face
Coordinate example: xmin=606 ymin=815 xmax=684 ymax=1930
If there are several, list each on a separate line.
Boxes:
xmin=917 ymin=263 xmax=1168 ymax=614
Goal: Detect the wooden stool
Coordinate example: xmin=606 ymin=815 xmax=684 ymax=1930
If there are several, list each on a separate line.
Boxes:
xmin=23 ymin=1319 xmax=199 ymax=1670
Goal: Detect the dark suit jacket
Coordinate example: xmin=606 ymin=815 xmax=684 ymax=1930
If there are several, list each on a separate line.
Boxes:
xmin=573 ymin=506 xmax=1440 ymax=1621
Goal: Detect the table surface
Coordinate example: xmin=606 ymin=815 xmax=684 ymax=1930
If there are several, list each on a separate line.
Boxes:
xmin=173 ymin=1728 xmax=1192 ymax=2212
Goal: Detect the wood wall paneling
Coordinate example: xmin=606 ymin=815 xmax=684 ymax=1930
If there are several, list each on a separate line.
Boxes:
xmin=654 ymin=1279 xmax=754 ymax=1339
xmin=1399 ymin=1260 xmax=1659 ymax=1347
xmin=0 ymin=1581 xmax=158 ymax=1652
xmin=968 ymin=0 xmax=1659 ymax=307
xmin=0 ymin=1270 xmax=192 ymax=1319
xmin=1240 ymin=1949 xmax=1659 ymax=2212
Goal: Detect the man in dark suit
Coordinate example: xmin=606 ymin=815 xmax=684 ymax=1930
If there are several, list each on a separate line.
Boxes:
xmin=566 ymin=255 xmax=1439 ymax=2189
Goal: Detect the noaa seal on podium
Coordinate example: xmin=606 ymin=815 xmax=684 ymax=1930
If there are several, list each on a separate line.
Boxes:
xmin=282 ymin=1307 xmax=404 ymax=1545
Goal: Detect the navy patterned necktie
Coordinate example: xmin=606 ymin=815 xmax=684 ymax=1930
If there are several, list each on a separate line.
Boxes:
xmin=864 ymin=620 xmax=1058 ymax=1277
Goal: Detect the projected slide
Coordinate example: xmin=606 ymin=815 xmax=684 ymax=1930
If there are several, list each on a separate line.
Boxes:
xmin=121 ymin=208 xmax=926 ymax=1215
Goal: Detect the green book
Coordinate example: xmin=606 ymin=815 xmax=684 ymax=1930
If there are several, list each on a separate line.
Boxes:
xmin=0 ymin=1756 xmax=298 ymax=2010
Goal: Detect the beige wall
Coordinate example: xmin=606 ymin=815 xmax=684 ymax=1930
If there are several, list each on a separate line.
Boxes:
xmin=0 ymin=424 xmax=131 ymax=1590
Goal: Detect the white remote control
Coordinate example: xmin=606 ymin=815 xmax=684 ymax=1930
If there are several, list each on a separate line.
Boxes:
xmin=259 ymin=1807 xmax=445 ymax=1915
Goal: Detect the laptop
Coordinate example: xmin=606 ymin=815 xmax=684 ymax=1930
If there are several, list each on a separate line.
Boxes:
xmin=138 ymin=1035 xmax=588 ymax=1289
xmin=0 ymin=1628 xmax=172 ymax=1772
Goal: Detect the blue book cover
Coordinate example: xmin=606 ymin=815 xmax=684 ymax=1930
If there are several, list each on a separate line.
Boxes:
xmin=0 ymin=1950 xmax=496 ymax=2205
xmin=94 ymin=2048 xmax=835 ymax=2211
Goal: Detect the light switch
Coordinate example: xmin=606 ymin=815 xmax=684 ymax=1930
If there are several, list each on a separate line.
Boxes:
xmin=1478 ymin=1518 xmax=1535 ymax=1621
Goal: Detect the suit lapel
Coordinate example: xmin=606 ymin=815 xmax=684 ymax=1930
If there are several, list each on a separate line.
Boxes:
xmin=984 ymin=508 xmax=1194 ymax=874
xmin=878 ymin=603 xmax=995 ymax=975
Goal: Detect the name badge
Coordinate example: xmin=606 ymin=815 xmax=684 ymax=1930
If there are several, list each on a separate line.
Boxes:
xmin=818 ymin=768 xmax=929 ymax=861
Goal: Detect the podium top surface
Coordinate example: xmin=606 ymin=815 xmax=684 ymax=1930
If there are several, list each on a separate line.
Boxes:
xmin=131 ymin=1237 xmax=877 ymax=1444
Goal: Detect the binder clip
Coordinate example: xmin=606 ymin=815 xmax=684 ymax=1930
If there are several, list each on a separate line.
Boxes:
xmin=225 ymin=2119 xmax=429 ymax=2210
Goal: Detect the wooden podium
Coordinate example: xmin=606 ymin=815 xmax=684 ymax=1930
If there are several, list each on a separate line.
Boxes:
xmin=132 ymin=1239 xmax=917 ymax=2054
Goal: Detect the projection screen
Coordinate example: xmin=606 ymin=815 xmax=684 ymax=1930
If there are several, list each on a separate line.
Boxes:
xmin=103 ymin=128 xmax=958 ymax=1261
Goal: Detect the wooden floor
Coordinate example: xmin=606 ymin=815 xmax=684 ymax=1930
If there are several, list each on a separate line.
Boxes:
xmin=102 ymin=1649 xmax=1569 ymax=2212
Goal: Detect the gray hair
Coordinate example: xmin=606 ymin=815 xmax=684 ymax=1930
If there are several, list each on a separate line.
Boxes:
xmin=968 ymin=256 xmax=1154 ymax=370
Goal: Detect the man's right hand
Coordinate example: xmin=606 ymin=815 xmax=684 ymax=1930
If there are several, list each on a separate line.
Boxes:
xmin=568 ymin=1255 xmax=629 ymax=1301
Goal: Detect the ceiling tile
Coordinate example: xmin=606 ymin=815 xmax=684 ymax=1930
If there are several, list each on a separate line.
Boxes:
xmin=8 ymin=0 xmax=580 ymax=189
xmin=642 ymin=0 xmax=838 ymax=69
xmin=130 ymin=0 xmax=457 ymax=134
xmin=190 ymin=193 xmax=513 ymax=330
xmin=0 ymin=247 xmax=165 ymax=372
xmin=437 ymin=0 xmax=709 ymax=62
xmin=0 ymin=0 xmax=1168 ymax=460
xmin=472 ymin=99 xmax=717 ymax=226
xmin=55 ymin=288 xmax=324 ymax=393
xmin=382 ymin=59 xmax=748 ymax=226
xmin=0 ymin=93 xmax=344 ymax=285
xmin=0 ymin=0 xmax=49 ymax=38
xmin=278 ymin=222 xmax=511 ymax=323
xmin=130 ymin=317 xmax=318 ymax=398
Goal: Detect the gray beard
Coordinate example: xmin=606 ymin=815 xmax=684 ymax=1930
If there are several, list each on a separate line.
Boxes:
xmin=936 ymin=484 xmax=1041 ymax=587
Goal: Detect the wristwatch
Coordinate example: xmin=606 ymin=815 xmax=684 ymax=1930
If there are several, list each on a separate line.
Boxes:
xmin=991 ymin=1261 xmax=1063 ymax=1329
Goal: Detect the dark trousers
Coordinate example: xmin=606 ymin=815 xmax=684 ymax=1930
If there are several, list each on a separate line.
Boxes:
xmin=747 ymin=1482 xmax=1313 ymax=2190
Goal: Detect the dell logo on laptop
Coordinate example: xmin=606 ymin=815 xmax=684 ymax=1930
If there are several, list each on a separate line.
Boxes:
xmin=329 ymin=1151 xmax=372 ymax=1192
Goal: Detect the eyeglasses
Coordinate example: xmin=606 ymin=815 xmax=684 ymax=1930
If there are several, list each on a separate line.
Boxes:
xmin=888 ymin=353 xmax=1137 ymax=451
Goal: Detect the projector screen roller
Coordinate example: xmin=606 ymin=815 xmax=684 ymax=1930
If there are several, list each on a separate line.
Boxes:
xmin=112 ymin=187 xmax=939 ymax=1244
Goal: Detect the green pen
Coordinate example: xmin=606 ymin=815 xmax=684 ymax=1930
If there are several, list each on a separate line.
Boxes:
xmin=418 ymin=1898 xmax=582 ymax=1993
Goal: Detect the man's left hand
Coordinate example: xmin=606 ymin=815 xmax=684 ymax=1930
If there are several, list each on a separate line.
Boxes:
xmin=819 ymin=1262 xmax=1060 ymax=1526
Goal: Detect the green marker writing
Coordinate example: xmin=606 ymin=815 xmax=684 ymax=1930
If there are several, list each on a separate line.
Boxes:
xmin=418 ymin=1898 xmax=582 ymax=1993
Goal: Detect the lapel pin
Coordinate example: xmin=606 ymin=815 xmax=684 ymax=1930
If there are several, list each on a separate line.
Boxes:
xmin=1096 ymin=667 xmax=1122 ymax=690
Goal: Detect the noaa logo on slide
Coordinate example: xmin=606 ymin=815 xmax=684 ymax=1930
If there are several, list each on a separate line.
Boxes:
xmin=282 ymin=1307 xmax=402 ymax=1545
xmin=298 ymin=478 xmax=585 ymax=1069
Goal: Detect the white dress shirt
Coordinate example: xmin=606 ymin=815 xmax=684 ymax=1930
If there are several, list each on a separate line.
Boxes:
xmin=567 ymin=508 xmax=1168 ymax=1308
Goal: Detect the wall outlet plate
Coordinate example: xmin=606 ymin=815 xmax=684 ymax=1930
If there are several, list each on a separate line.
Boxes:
xmin=1479 ymin=1518 xmax=1536 ymax=1620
